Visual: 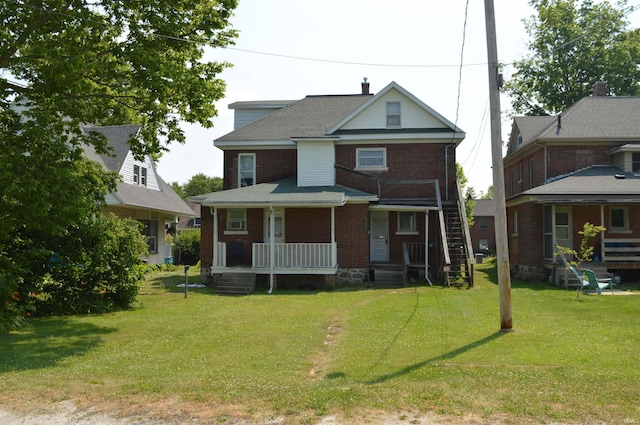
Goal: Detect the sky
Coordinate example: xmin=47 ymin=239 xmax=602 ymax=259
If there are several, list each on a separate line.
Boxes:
xmin=156 ymin=0 xmax=640 ymax=196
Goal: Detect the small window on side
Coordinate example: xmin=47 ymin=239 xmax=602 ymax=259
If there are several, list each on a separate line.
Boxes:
xmin=397 ymin=212 xmax=417 ymax=233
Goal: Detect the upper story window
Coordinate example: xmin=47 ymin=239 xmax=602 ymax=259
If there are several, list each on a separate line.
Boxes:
xmin=397 ymin=211 xmax=417 ymax=234
xmin=238 ymin=153 xmax=256 ymax=187
xmin=133 ymin=165 xmax=148 ymax=186
xmin=386 ymin=102 xmax=401 ymax=127
xmin=479 ymin=217 xmax=488 ymax=230
xmin=356 ymin=148 xmax=387 ymax=170
xmin=632 ymin=152 xmax=640 ymax=174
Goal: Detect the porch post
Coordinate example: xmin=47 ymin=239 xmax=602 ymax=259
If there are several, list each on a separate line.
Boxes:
xmin=331 ymin=206 xmax=337 ymax=267
xmin=425 ymin=209 xmax=432 ymax=286
xmin=268 ymin=206 xmax=275 ymax=294
xmin=212 ymin=207 xmax=218 ymax=267
xmin=600 ymin=204 xmax=605 ymax=261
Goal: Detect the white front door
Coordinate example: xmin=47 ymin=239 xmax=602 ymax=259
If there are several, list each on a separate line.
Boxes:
xmin=264 ymin=208 xmax=284 ymax=243
xmin=370 ymin=211 xmax=389 ymax=262
xmin=554 ymin=206 xmax=573 ymax=253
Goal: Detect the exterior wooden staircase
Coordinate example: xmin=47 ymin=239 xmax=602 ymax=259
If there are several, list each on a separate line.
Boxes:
xmin=215 ymin=273 xmax=256 ymax=294
xmin=443 ymin=205 xmax=473 ymax=286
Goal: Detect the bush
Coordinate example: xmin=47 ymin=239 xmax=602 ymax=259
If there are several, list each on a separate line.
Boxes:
xmin=172 ymin=229 xmax=200 ymax=265
xmin=35 ymin=214 xmax=148 ymax=316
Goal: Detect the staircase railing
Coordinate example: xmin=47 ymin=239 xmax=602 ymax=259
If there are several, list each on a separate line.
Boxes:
xmin=456 ymin=180 xmax=475 ymax=287
xmin=434 ymin=182 xmax=451 ymax=268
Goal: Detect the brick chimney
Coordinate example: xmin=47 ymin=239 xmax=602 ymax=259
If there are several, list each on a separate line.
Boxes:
xmin=361 ymin=78 xmax=370 ymax=95
xmin=592 ymin=81 xmax=608 ymax=97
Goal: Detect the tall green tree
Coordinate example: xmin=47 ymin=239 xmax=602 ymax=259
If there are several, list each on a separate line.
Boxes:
xmin=456 ymin=163 xmax=475 ymax=227
xmin=505 ymin=0 xmax=640 ymax=115
xmin=0 ymin=1 xmax=238 ymax=328
xmin=171 ymin=174 xmax=223 ymax=199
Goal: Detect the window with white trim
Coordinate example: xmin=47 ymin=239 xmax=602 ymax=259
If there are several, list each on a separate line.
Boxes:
xmin=479 ymin=239 xmax=489 ymax=251
xmin=397 ymin=212 xmax=417 ymax=233
xmin=356 ymin=148 xmax=386 ymax=169
xmin=238 ymin=153 xmax=255 ymax=187
xmin=227 ymin=209 xmax=247 ymax=232
xmin=610 ymin=206 xmax=629 ymax=232
xmin=386 ymin=101 xmax=401 ymax=127
xmin=633 ymin=152 xmax=640 ymax=174
xmin=133 ymin=164 xmax=148 ymax=186
xmin=139 ymin=220 xmax=158 ymax=252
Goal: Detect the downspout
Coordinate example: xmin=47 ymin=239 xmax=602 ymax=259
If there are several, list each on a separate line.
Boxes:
xmin=425 ymin=209 xmax=433 ymax=286
xmin=268 ymin=206 xmax=275 ymax=294
xmin=444 ymin=145 xmax=449 ymax=201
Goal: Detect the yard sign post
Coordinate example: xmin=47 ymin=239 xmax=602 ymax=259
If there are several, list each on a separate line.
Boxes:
xmin=184 ymin=265 xmax=190 ymax=298
xmin=484 ymin=0 xmax=513 ymax=331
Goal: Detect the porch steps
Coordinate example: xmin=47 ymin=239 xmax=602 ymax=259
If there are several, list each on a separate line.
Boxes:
xmin=215 ymin=273 xmax=256 ymax=295
xmin=555 ymin=263 xmax=611 ymax=288
xmin=372 ymin=268 xmax=404 ymax=288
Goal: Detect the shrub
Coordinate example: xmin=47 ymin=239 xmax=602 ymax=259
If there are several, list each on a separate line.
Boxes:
xmin=35 ymin=213 xmax=148 ymax=316
xmin=172 ymin=229 xmax=200 ymax=265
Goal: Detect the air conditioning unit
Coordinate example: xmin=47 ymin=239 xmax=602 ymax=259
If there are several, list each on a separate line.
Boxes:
xmin=229 ymin=219 xmax=244 ymax=230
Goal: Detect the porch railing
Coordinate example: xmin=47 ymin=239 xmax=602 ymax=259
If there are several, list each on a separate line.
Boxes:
xmin=213 ymin=242 xmax=226 ymax=267
xmin=252 ymin=243 xmax=337 ymax=269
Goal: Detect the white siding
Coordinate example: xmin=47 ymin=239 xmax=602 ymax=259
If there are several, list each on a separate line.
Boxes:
xmin=341 ymin=90 xmax=448 ymax=130
xmin=297 ymin=140 xmax=335 ymax=187
xmin=121 ymin=151 xmax=160 ymax=190
xmin=234 ymin=109 xmax=276 ymax=129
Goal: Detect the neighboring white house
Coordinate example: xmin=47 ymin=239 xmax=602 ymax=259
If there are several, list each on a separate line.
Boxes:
xmin=82 ymin=124 xmax=194 ymax=264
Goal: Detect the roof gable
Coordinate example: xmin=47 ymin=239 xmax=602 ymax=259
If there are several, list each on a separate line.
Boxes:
xmin=328 ymin=81 xmax=463 ymax=137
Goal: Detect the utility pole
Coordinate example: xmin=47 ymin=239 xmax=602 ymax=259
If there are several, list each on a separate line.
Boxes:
xmin=484 ymin=0 xmax=513 ymax=331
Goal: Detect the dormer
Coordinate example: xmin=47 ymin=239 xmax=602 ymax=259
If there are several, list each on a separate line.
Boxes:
xmin=229 ymin=100 xmax=297 ymax=130
xmin=608 ymin=143 xmax=640 ymax=175
xmin=123 ymin=150 xmax=160 ymax=190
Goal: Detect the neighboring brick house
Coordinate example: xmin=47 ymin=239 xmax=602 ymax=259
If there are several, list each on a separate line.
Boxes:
xmin=470 ymin=199 xmax=496 ymax=255
xmin=192 ymin=81 xmax=473 ymax=290
xmin=82 ymin=124 xmax=195 ymax=264
xmin=503 ymin=85 xmax=640 ymax=283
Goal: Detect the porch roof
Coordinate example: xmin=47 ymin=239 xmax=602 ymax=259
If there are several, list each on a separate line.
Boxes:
xmin=190 ymin=178 xmax=377 ymax=207
xmin=520 ymin=165 xmax=640 ymax=203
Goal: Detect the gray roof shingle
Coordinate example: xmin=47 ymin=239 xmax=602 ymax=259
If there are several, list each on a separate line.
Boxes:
xmin=191 ymin=178 xmax=377 ymax=207
xmin=216 ymin=95 xmax=372 ymax=142
xmin=523 ymin=165 xmax=640 ymax=200
xmin=82 ymin=124 xmax=194 ymax=216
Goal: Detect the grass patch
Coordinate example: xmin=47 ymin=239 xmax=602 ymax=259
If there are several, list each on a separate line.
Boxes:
xmin=1 ymin=259 xmax=639 ymax=423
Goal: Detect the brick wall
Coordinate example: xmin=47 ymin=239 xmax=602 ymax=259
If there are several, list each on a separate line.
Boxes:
xmin=223 ymin=149 xmax=297 ymax=189
xmin=546 ymin=145 xmax=612 ymax=179
xmin=286 ymin=208 xmax=331 ymax=243
xmin=469 ymin=215 xmax=496 ymax=253
xmin=387 ymin=211 xmax=427 ymax=264
xmin=336 ymin=204 xmax=369 ymax=268
xmin=335 ymin=142 xmax=457 ymax=201
xmin=507 ymin=202 xmax=543 ymax=267
xmin=200 ymin=206 xmax=214 ymax=270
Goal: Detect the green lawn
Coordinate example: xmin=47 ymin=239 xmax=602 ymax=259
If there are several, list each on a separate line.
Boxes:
xmin=1 ymin=260 xmax=639 ymax=424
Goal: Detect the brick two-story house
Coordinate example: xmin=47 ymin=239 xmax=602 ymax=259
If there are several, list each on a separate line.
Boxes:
xmin=192 ymin=81 xmax=473 ymax=291
xmin=504 ymin=85 xmax=640 ymax=284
